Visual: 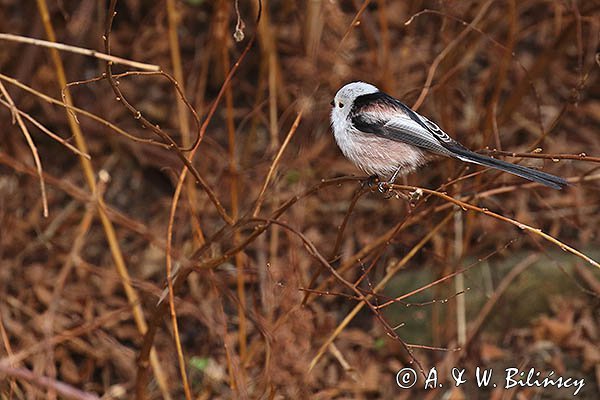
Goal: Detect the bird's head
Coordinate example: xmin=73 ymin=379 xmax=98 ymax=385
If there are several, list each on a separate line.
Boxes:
xmin=330 ymin=81 xmax=379 ymax=122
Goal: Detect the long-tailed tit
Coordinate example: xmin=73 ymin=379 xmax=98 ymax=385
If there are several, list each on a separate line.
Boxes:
xmin=330 ymin=82 xmax=567 ymax=190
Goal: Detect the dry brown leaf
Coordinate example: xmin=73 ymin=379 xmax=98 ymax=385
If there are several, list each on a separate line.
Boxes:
xmin=533 ymin=316 xmax=573 ymax=343
xmin=581 ymin=341 xmax=600 ymax=371
xmin=480 ymin=342 xmax=506 ymax=362
xmin=59 ymin=355 xmax=80 ymax=384
xmin=446 ymin=386 xmax=466 ymax=400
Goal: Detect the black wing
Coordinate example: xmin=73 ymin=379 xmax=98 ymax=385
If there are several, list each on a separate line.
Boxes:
xmin=350 ymin=92 xmax=457 ymax=156
xmin=350 ymin=92 xmax=568 ymax=189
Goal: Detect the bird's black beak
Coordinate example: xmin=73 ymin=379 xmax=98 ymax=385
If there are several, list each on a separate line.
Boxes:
xmin=330 ymin=100 xmax=335 ymax=106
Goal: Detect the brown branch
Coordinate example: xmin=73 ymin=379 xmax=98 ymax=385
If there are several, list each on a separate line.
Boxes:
xmin=35 ymin=1 xmax=172 ymax=396
xmin=104 ymin=1 xmax=233 ymax=226
xmin=407 ymin=0 xmax=494 ymax=110
xmin=0 ymin=32 xmax=159 ymax=71
xmin=253 ymin=111 xmax=303 ymax=216
xmin=254 ymin=218 xmax=426 ymax=375
xmin=482 ymin=149 xmax=600 ymax=163
xmin=0 ymin=80 xmax=48 ymax=217
xmin=390 ymin=184 xmax=600 ymax=270
xmin=0 ymin=365 xmax=100 ymax=400
xmin=0 ymin=97 xmax=89 ymax=158
xmin=301 ymin=184 xmax=370 ymax=305
xmin=308 ymin=212 xmax=455 ymax=372
xmin=0 ymin=72 xmax=168 ymax=147
xmin=135 ymin=1 xmax=263 ymax=397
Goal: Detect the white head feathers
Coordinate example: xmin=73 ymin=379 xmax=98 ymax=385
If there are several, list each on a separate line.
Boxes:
xmin=331 ymin=82 xmax=379 ymax=132
xmin=333 ymin=82 xmax=378 ymax=110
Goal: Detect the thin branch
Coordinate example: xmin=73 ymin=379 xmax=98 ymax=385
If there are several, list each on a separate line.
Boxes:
xmin=482 ymin=149 xmax=600 ymax=163
xmin=164 ymin=0 xmax=193 ymax=397
xmin=135 ymin=1 xmax=263 ymax=397
xmin=103 ymin=2 xmax=232 ymax=226
xmin=0 ymin=97 xmax=90 ymax=158
xmin=0 ymin=32 xmax=159 ymax=71
xmin=0 ymin=365 xmax=100 ymax=400
xmin=390 ymin=184 xmax=600 ymax=270
xmin=407 ymin=0 xmax=494 ymax=110
xmin=0 ymin=80 xmax=48 ymax=217
xmin=255 ymin=218 xmax=426 ymax=375
xmin=35 ymin=0 xmax=172 ymax=397
xmin=308 ymin=212 xmax=455 ymax=372
xmin=0 ymin=72 xmax=168 ymax=147
xmin=253 ymin=111 xmax=303 ymax=216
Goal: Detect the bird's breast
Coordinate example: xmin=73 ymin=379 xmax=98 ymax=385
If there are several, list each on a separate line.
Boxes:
xmin=334 ymin=128 xmax=429 ymax=179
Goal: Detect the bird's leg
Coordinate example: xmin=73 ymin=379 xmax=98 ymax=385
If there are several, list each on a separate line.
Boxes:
xmin=362 ymin=174 xmax=379 ymax=190
xmin=377 ymin=165 xmax=402 ymax=193
xmin=409 ymin=188 xmax=423 ymax=203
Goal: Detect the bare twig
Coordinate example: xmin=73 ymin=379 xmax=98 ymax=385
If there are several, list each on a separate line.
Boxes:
xmin=390 ymin=184 xmax=600 ymax=270
xmin=464 ymin=254 xmax=539 ymax=349
xmin=0 ymin=72 xmax=168 ymax=147
xmin=255 ymin=218 xmax=427 ymax=375
xmin=103 ymin=4 xmax=232 ymax=226
xmin=407 ymin=0 xmax=494 ymax=110
xmin=0 ymin=97 xmax=90 ymax=158
xmin=308 ymin=212 xmax=454 ymax=372
xmin=0 ymin=32 xmax=159 ymax=71
xmin=135 ymin=1 xmax=263 ymax=397
xmin=0 ymin=364 xmax=100 ymax=400
xmin=0 ymin=81 xmax=48 ymax=217
xmin=482 ymin=149 xmax=600 ymax=163
xmin=164 ymin=0 xmax=193 ymax=397
xmin=253 ymin=111 xmax=303 ymax=216
xmin=35 ymin=0 xmax=171 ymax=397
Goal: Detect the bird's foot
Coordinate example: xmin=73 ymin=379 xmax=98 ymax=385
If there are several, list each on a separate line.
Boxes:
xmin=361 ymin=175 xmax=380 ymax=190
xmin=378 ymin=184 xmax=422 ymax=203
xmin=377 ymin=181 xmax=398 ymax=199
xmin=377 ymin=181 xmax=391 ymax=193
xmin=407 ymin=188 xmax=423 ymax=207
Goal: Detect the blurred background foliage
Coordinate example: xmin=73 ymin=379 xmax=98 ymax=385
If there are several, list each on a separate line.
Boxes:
xmin=0 ymin=0 xmax=599 ymax=398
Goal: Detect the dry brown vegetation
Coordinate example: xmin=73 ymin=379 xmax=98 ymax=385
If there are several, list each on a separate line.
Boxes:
xmin=0 ymin=0 xmax=599 ymax=399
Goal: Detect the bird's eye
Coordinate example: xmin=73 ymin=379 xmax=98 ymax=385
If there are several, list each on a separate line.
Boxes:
xmin=338 ymin=102 xmax=344 ymax=108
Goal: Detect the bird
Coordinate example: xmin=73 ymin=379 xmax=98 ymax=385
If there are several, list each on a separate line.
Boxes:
xmin=330 ymin=81 xmax=568 ymax=190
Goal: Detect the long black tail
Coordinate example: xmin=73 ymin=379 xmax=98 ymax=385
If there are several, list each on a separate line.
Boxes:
xmin=451 ymin=148 xmax=568 ymax=190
